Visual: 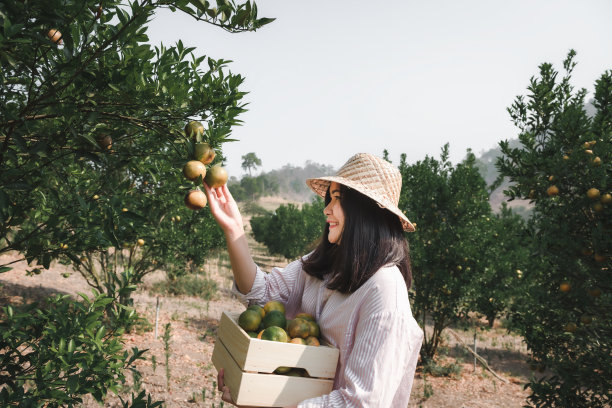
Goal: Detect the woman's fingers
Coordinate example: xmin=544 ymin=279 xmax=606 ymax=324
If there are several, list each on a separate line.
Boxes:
xmin=217 ymin=368 xmax=224 ymax=390
xmin=217 ymin=369 xmax=234 ymax=404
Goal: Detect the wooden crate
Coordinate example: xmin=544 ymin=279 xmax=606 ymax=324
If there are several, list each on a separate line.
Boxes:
xmin=212 ymin=311 xmax=339 ymax=407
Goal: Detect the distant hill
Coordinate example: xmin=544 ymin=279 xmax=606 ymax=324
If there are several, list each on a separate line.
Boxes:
xmin=472 ymin=140 xmax=533 ymax=218
xmin=234 ymin=144 xmax=534 ymax=217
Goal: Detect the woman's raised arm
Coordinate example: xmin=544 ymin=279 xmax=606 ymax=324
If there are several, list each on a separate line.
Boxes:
xmin=203 ymin=182 xmax=256 ymax=294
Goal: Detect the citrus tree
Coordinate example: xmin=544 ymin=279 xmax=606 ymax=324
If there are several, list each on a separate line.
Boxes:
xmin=398 ymin=145 xmax=495 ymax=359
xmin=0 ymin=291 xmax=159 ymax=406
xmin=496 ymin=50 xmax=611 ymax=407
xmin=0 ymin=0 xmax=272 ymax=404
xmin=469 ymin=203 xmax=530 ymax=327
xmin=0 ymin=0 xmax=272 ymax=290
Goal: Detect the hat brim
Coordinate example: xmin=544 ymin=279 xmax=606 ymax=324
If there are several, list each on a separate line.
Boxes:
xmin=306 ymin=176 xmax=415 ymax=232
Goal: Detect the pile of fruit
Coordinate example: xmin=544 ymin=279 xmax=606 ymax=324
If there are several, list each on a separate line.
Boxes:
xmin=182 ymin=121 xmax=228 ymax=210
xmin=237 ymin=301 xmax=323 ymax=376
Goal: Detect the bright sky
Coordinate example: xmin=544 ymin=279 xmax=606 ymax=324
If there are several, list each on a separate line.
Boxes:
xmin=147 ymin=0 xmax=612 ymax=178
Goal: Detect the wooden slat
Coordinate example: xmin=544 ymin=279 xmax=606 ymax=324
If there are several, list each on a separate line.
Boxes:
xmin=211 ymin=335 xmax=243 ymax=404
xmin=237 ymin=371 xmax=333 ymax=407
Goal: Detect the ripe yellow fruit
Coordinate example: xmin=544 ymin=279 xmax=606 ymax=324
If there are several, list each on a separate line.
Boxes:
xmin=592 ymin=202 xmax=603 ymax=213
xmin=592 ymin=157 xmax=602 ymax=166
xmin=587 ymin=188 xmax=600 ymax=200
xmin=175 ymin=216 xmax=181 ymax=222
xmin=601 ymin=193 xmax=612 ymax=204
xmin=204 ymin=165 xmax=229 ymax=189
xmin=93 ymin=195 xmax=99 ymax=200
xmin=305 ymin=336 xmax=320 ymax=346
xmin=263 ymin=300 xmax=285 ymax=315
xmin=547 ymin=185 xmax=559 ymax=196
xmin=183 ymin=160 xmax=207 ymax=182
xmin=184 ymin=121 xmax=205 ymax=139
xmin=137 ymin=239 xmax=145 ymax=247
xmin=295 ymin=313 xmax=315 ymax=322
xmin=585 ymin=149 xmax=593 ymax=155
xmin=194 ymin=142 xmax=216 ymax=165
xmin=185 ymin=190 xmax=207 ymax=210
xmin=122 ymin=208 xmax=128 ymax=212
xmin=559 ymin=282 xmax=571 ymax=293
xmin=287 ymin=318 xmax=311 ymax=339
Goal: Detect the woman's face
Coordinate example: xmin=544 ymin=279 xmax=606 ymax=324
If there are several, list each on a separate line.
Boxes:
xmin=324 ymin=182 xmax=345 ymax=244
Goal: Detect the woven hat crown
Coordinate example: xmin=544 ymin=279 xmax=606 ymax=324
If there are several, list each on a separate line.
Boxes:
xmin=306 ymin=153 xmax=414 ymax=232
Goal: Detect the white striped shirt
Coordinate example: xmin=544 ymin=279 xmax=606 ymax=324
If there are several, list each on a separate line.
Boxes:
xmin=234 ymin=256 xmax=423 ymax=407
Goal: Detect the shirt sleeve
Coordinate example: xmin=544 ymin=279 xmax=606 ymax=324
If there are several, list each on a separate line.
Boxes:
xmin=298 ymin=310 xmax=419 ymax=408
xmin=231 ymin=258 xmax=306 ymax=317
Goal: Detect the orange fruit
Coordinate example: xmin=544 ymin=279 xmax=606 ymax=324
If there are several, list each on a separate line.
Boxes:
xmin=274 ymin=366 xmax=291 ymax=374
xmin=295 ymin=313 xmax=315 ymax=321
xmin=247 ymin=305 xmax=265 ymax=319
xmin=263 ymin=301 xmax=285 ymax=315
xmin=204 ymin=165 xmax=228 ymax=189
xmin=260 ymin=326 xmax=289 ymax=342
xmin=305 ymin=336 xmax=320 ymax=346
xmin=262 ymin=310 xmax=286 ymax=330
xmin=307 ymin=320 xmax=320 ymax=338
xmin=238 ymin=309 xmax=262 ymax=332
xmin=185 ymin=121 xmax=204 ymax=139
xmin=184 ymin=190 xmax=207 ymax=210
xmin=289 ymin=338 xmax=306 ymax=345
xmin=546 ymin=185 xmax=559 ymax=196
xmin=559 ymin=282 xmax=571 ymax=293
xmin=195 ymin=142 xmax=216 ymax=165
xmin=183 ymin=160 xmax=207 ymax=182
xmin=587 ymin=188 xmax=600 ymax=200
xmin=287 ymin=318 xmax=311 ymax=339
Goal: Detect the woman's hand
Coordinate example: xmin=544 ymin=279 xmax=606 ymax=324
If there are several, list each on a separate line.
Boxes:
xmin=203 ymin=183 xmax=244 ymax=238
xmin=217 ymin=369 xmax=261 ymax=408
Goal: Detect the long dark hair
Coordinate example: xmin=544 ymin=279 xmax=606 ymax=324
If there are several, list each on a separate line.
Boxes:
xmin=301 ymin=184 xmax=412 ymax=293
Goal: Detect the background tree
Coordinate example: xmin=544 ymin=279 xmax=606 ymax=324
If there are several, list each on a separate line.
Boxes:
xmin=496 ymin=50 xmax=611 ymax=407
xmin=470 ymin=203 xmax=530 ymax=327
xmin=241 ymin=152 xmax=262 ymax=176
xmin=398 ymin=145 xmax=494 ymax=360
xmin=251 ymin=197 xmax=325 ymax=259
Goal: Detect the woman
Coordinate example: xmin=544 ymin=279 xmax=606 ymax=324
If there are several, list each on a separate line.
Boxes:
xmin=204 ymin=153 xmax=423 ymax=407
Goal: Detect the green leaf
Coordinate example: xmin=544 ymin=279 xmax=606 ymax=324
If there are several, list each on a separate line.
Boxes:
xmin=0 ymin=267 xmax=12 ymax=273
xmin=67 ymin=375 xmax=79 ymax=393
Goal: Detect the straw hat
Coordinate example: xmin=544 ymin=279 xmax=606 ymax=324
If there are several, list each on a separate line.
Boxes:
xmin=306 ymin=153 xmax=415 ymax=232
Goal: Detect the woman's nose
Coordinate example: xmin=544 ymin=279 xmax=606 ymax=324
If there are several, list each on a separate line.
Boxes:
xmin=323 ymin=202 xmax=331 ymax=215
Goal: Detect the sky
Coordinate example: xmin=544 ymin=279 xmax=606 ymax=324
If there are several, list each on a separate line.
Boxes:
xmin=146 ymin=0 xmax=612 ymax=178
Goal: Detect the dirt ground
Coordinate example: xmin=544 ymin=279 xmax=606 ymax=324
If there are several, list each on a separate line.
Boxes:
xmin=0 ymin=198 xmax=536 ymax=407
